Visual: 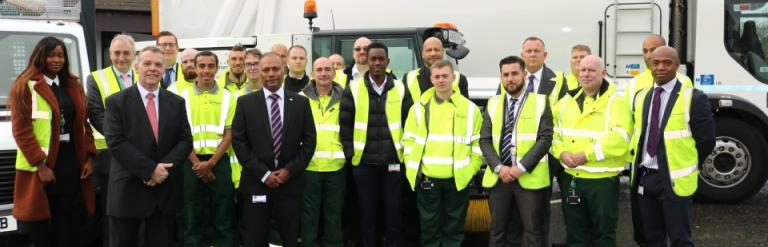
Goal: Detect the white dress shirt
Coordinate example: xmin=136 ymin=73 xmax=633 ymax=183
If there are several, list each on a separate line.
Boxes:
xmin=137 ymin=83 xmax=160 ymax=121
xmin=640 ymin=78 xmax=677 ymax=169
xmin=526 ymin=67 xmax=544 ymax=93
xmin=261 ymin=85 xmax=286 ymax=183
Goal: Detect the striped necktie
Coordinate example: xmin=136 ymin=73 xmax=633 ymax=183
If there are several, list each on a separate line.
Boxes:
xmin=500 ymin=98 xmax=519 ymax=165
xmin=269 ymin=94 xmax=283 ymax=166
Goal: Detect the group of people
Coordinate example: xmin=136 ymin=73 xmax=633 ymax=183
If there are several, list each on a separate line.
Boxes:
xmin=9 ymin=30 xmax=714 ymax=247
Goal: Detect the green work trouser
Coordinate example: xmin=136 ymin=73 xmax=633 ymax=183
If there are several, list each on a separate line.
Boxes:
xmin=559 ymin=173 xmax=619 ymax=247
xmin=181 ymin=154 xmax=235 ymax=247
xmin=301 ymin=169 xmax=346 ymax=247
xmin=416 ymin=177 xmax=469 ymax=247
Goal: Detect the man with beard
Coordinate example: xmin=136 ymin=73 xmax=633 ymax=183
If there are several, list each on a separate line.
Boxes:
xmin=168 ymin=48 xmax=198 ymax=93
xmin=481 ymin=55 xmax=553 ymax=247
xmin=218 ymin=45 xmax=248 ymax=93
xmin=335 ymin=37 xmax=372 ymax=87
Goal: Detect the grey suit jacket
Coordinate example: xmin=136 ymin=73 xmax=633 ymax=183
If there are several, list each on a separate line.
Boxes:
xmin=479 ymin=93 xmax=554 ymax=173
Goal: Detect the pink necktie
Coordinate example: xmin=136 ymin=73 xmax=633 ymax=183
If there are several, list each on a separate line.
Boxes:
xmin=121 ymin=73 xmax=131 ymax=88
xmin=146 ymin=93 xmax=159 ymax=143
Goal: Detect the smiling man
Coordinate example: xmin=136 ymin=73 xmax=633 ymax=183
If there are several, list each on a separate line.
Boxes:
xmin=85 ymin=34 xmax=138 ymax=246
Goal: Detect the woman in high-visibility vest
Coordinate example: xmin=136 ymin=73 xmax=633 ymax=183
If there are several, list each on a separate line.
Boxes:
xmin=9 ymin=36 xmax=96 ymax=246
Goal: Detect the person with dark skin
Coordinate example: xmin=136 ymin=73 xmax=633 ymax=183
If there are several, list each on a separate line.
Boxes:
xmin=10 ymin=36 xmax=96 ymax=247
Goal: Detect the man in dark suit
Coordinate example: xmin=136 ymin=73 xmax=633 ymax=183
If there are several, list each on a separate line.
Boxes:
xmin=231 ymin=52 xmax=316 ymax=247
xmin=103 ymin=46 xmax=193 ymax=247
xmin=630 ymin=46 xmax=715 ymax=247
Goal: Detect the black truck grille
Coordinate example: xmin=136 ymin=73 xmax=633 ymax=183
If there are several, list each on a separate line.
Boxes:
xmin=0 ymin=150 xmax=15 ymax=205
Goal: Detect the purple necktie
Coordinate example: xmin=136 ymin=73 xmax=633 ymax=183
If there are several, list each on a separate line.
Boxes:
xmin=269 ymin=94 xmax=283 ymax=165
xmin=646 ymin=87 xmax=664 ymax=156
xmin=526 ymin=75 xmax=535 ymax=93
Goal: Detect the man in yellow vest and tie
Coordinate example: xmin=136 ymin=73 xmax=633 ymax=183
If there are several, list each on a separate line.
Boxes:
xmin=480 ymin=55 xmax=553 ymax=247
xmin=85 ymin=34 xmax=137 ymax=246
xmin=630 ymin=47 xmax=715 ymax=247
xmin=402 ymin=60 xmax=482 ymax=247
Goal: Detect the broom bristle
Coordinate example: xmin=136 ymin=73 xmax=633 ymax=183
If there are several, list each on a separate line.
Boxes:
xmin=464 ymin=198 xmax=491 ymax=232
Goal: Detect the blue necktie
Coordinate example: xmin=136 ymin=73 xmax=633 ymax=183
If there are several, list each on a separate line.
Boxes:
xmin=163 ymin=69 xmax=173 ymax=89
xmin=501 ymin=98 xmax=519 ymax=165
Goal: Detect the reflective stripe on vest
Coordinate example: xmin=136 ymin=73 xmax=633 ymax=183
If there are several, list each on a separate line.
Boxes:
xmin=481 ymin=93 xmax=550 ymax=189
xmin=300 ymin=91 xmax=345 ymax=172
xmin=16 ymin=80 xmax=53 ymax=172
xmin=554 ymin=84 xmax=629 ymax=178
xmin=181 ymin=87 xmax=232 ymax=154
xmin=349 ymin=77 xmax=405 ymax=166
xmin=403 ymin=88 xmax=481 ymax=190
xmin=630 ymin=84 xmax=698 ymax=196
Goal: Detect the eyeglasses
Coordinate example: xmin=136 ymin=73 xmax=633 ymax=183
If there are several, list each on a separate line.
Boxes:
xmin=245 ymin=62 xmax=259 ymax=68
xmin=158 ymin=43 xmax=177 ymax=48
xmin=354 ymin=46 xmax=368 ymax=52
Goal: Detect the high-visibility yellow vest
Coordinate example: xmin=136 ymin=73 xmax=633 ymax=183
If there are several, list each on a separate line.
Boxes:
xmin=552 ymin=82 xmax=633 ymax=179
xmin=566 ymin=72 xmax=580 ymax=91
xmin=402 ymin=88 xmax=483 ymax=191
xmin=300 ymin=87 xmax=345 ymax=172
xmin=90 ymin=66 xmax=136 ymax=150
xmin=501 ymin=70 xmax=566 ymax=110
xmin=405 ymin=68 xmax=461 ymax=104
xmin=167 ymin=80 xmax=192 ymax=95
xmin=481 ymin=93 xmax=551 ymax=189
xmin=624 ymin=69 xmax=693 ymax=108
xmin=629 ymin=83 xmax=699 ymax=197
xmin=216 ymin=70 xmax=247 ymax=93
xmin=333 ymin=69 xmax=348 ymax=88
xmin=179 ymin=84 xmax=236 ymax=155
xmin=228 ymin=85 xmax=260 ymax=188
xmin=16 ymin=81 xmax=53 ymax=172
xmin=348 ymin=77 xmax=406 ymax=166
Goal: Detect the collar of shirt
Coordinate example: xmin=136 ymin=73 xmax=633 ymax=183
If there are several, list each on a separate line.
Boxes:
xmin=113 ymin=67 xmax=133 ymax=80
xmin=528 ymin=67 xmax=543 ymax=83
xmin=44 ymin=75 xmax=59 ymax=86
xmin=137 ymin=83 xmax=159 ymax=100
xmin=352 ymin=64 xmax=361 ymax=78
xmin=368 ymin=73 xmax=388 ymax=94
xmin=194 ymin=82 xmax=219 ymax=94
xmin=505 ymin=91 xmax=525 ymax=111
xmin=264 ymin=84 xmax=286 ymax=101
xmin=654 ymin=78 xmax=677 ymax=93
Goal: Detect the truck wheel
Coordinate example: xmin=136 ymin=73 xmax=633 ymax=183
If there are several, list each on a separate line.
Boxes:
xmin=696 ymin=117 xmax=768 ymax=202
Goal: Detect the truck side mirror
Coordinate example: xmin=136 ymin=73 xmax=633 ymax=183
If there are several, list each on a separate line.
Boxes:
xmin=446 ymin=45 xmax=469 ymax=60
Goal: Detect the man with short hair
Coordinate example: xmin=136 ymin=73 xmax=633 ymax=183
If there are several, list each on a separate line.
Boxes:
xmin=551 ymin=55 xmax=632 ymax=246
xmin=329 ymin=53 xmax=346 ymax=71
xmin=178 ymin=51 xmax=237 ymax=246
xmin=630 ymin=47 xmax=714 ymax=247
xmin=481 ymin=55 xmax=553 ymax=247
xmin=218 ymin=45 xmax=248 ymax=93
xmin=241 ymin=48 xmax=264 ymax=95
xmin=335 ymin=37 xmax=372 ymax=87
xmin=566 ymin=45 xmax=591 ymax=91
xmin=156 ymin=31 xmax=185 ymax=88
xmin=300 ymin=57 xmax=347 ymax=247
xmin=285 ymin=45 xmax=310 ymax=92
xmin=340 ymin=42 xmax=413 ymax=247
xmin=168 ymin=48 xmax=198 ymax=93
xmin=232 ymin=52 xmax=316 ymax=247
xmin=402 ymin=60 xmax=482 ymax=247
xmin=104 ymin=46 xmax=193 ymax=246
xmin=85 ymin=33 xmax=138 ymax=246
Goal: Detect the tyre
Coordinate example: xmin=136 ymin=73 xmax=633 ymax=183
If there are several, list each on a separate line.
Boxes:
xmin=696 ymin=117 xmax=768 ymax=202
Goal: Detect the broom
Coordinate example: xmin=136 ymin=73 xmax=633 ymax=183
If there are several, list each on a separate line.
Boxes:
xmin=464 ymin=168 xmax=491 ymax=232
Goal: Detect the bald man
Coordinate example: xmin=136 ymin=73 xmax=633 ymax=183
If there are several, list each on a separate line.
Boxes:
xmin=271 ymin=44 xmax=289 ymax=64
xmin=329 ymin=54 xmax=346 ymax=71
xmin=334 ymin=37 xmax=371 ymax=87
xmin=630 ymin=47 xmax=714 ymax=247
xmin=552 ymin=55 xmax=631 ymax=246
xmin=168 ymin=48 xmax=198 ymax=93
xmin=402 ymin=37 xmax=469 ymax=102
xmin=299 ymin=57 xmax=346 ymax=247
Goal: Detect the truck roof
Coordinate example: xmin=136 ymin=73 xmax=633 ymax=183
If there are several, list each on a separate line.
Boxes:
xmin=313 ymin=27 xmax=434 ymax=36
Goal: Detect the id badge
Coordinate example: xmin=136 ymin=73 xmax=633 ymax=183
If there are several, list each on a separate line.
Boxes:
xmin=59 ymin=133 xmax=70 ymax=142
xmin=420 ymin=179 xmax=435 ymax=190
xmin=388 ymin=164 xmax=401 ymax=172
xmin=566 ymin=189 xmax=581 ymax=205
xmin=638 ymin=185 xmax=644 ymax=195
